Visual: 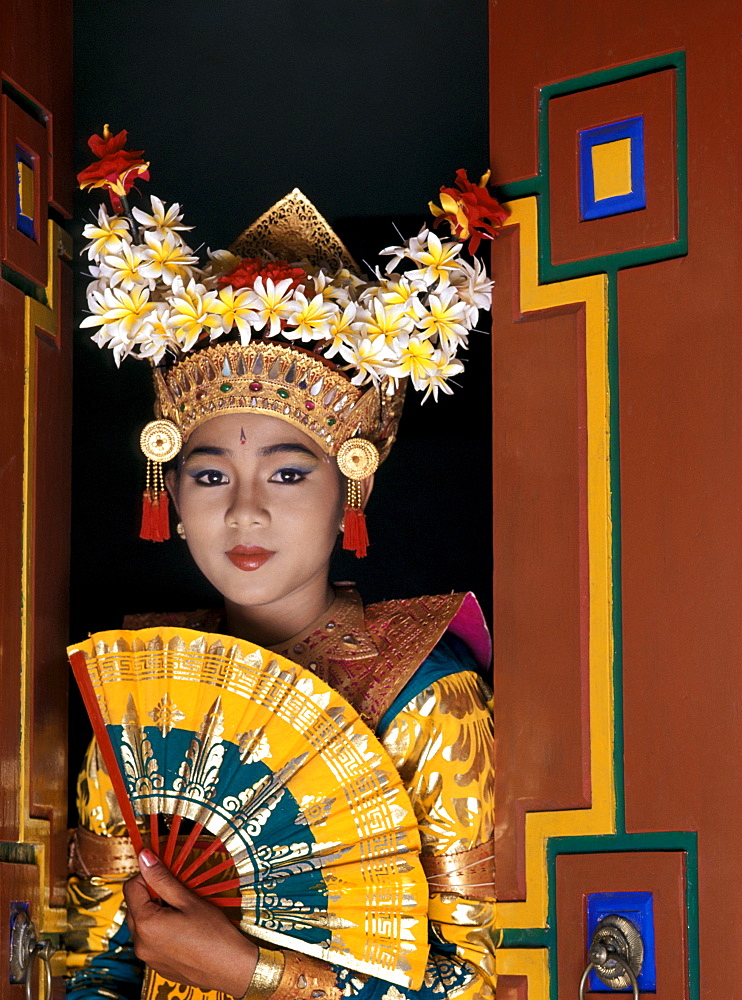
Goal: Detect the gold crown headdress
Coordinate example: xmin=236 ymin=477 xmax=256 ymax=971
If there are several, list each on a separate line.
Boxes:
xmin=79 ymin=128 xmax=503 ymax=554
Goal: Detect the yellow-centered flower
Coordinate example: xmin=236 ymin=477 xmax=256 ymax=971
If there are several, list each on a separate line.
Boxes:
xmin=408 ymin=232 xmax=462 ymax=287
xmin=387 ymin=334 xmax=437 ymax=390
xmin=418 ymin=287 xmax=470 ymax=353
xmin=286 ymin=292 xmax=337 ymax=342
xmin=338 ymin=333 xmax=392 ymax=386
xmin=83 ymin=205 xmax=131 ymax=260
xmin=168 ymin=278 xmax=221 ymax=351
xmin=248 ymin=277 xmax=297 ymax=337
xmin=140 ymin=231 xmax=199 ymax=286
xmin=210 ymin=286 xmax=257 ymax=343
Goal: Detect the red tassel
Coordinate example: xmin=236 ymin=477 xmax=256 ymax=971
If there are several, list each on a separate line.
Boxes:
xmin=342 ymin=505 xmax=369 ymax=558
xmin=140 ymin=490 xmax=170 ymax=541
xmin=140 ymin=491 xmax=153 ymax=540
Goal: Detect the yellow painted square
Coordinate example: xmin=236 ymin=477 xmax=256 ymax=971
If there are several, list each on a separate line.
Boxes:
xmin=591 ymin=138 xmax=633 ymax=201
xmin=18 ymin=160 xmax=35 ymax=221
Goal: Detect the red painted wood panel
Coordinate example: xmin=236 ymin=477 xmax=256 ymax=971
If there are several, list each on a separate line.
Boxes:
xmin=0 ymin=280 xmax=25 ymax=842
xmin=556 ymin=852 xmax=688 ymax=1000
xmin=29 ymin=288 xmax=72 ymax=908
xmin=490 ymin=0 xmax=742 ymax=993
xmin=0 ymin=0 xmax=73 ymax=216
xmin=489 ymin=0 xmax=733 ymax=188
xmin=618 ymin=248 xmax=742 ymax=963
xmin=491 ymin=224 xmax=590 ymax=901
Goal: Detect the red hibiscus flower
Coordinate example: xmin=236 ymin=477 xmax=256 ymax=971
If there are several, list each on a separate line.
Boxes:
xmin=219 ymin=256 xmax=306 ymax=291
xmin=77 ymin=125 xmax=150 ymax=212
xmin=429 ymin=169 xmax=508 ymax=254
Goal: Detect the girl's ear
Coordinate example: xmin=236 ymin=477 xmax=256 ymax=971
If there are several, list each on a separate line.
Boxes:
xmin=164 ymin=468 xmax=181 ymax=517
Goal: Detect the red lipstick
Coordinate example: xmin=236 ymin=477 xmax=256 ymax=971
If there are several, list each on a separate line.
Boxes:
xmin=225 ymin=545 xmax=275 ymax=571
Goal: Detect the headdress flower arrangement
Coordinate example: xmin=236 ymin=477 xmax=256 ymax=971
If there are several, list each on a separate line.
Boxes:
xmin=79 ymin=127 xmax=506 ymax=404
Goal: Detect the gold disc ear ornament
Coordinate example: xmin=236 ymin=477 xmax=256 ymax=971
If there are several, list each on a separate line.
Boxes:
xmin=336 ymin=438 xmax=380 ymax=481
xmin=139 ymin=420 xmax=183 ymax=462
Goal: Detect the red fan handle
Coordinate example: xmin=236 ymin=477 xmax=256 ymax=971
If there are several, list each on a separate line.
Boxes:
xmin=68 ymin=649 xmax=145 ymax=856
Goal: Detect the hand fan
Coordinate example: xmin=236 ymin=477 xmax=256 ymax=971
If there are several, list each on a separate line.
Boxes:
xmin=68 ymin=626 xmax=429 ymax=988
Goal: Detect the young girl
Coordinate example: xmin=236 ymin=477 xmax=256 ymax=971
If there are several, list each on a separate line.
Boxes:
xmin=66 ymin=135 xmax=499 ymax=1000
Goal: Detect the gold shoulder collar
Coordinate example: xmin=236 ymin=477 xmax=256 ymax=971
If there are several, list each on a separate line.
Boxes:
xmin=271 ymin=587 xmax=490 ymax=729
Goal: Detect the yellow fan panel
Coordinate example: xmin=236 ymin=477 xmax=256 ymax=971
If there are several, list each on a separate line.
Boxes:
xmin=69 ymin=627 xmax=429 ymax=988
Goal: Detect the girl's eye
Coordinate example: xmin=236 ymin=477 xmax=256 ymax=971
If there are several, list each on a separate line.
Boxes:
xmin=269 ymin=468 xmax=309 ymax=484
xmin=192 ymin=469 xmax=229 ymax=486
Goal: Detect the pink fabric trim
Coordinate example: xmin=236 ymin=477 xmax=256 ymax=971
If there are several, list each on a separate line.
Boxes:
xmin=447 ymin=592 xmax=492 ymax=670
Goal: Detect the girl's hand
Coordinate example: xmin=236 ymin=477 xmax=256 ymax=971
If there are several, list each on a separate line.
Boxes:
xmin=124 ymin=849 xmax=258 ymax=997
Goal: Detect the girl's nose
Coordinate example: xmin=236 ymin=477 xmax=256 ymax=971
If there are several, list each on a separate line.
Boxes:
xmin=226 ymin=481 xmax=269 ymax=527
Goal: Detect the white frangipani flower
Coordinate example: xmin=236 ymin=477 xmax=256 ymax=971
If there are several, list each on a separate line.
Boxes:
xmin=419 ymin=350 xmax=465 ymax=402
xmin=417 ymin=286 xmax=470 ymax=355
xmin=168 ymin=277 xmax=221 ymax=352
xmin=386 ymin=333 xmax=438 ymax=391
xmin=132 ymin=195 xmax=193 ymax=239
xmin=323 ymin=301 xmax=360 ymax=358
xmin=248 ymin=277 xmax=298 ymax=337
xmin=139 ymin=231 xmax=200 ymax=286
xmin=103 ymin=241 xmax=151 ymax=291
xmin=359 ymin=299 xmax=415 ymax=345
xmin=380 ymin=226 xmax=430 ymax=273
xmin=83 ymin=204 xmax=131 ymax=261
xmin=450 ymin=255 xmax=493 ymax=311
xmin=135 ymin=303 xmax=179 ymax=364
xmin=337 ymin=334 xmax=392 ymax=386
xmin=200 ymin=249 xmax=242 ymax=289
xmin=406 ymin=232 xmax=462 ymax=287
xmin=286 ymin=292 xmax=338 ymax=343
xmin=80 ymin=285 xmax=156 ymax=365
xmin=210 ymin=286 xmax=258 ymax=343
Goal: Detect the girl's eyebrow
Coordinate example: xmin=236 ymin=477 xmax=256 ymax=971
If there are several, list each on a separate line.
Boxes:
xmin=183 ymin=445 xmax=233 ymax=460
xmin=258 ymin=443 xmax=320 ymax=460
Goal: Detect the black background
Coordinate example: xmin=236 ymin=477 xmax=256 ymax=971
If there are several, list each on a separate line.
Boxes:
xmin=70 ymin=0 xmax=492 ymax=793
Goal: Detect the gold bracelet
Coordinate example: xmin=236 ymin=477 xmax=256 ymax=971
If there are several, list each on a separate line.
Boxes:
xmin=270 ymin=950 xmax=341 ymax=1000
xmin=239 ymin=945 xmax=285 ymax=1000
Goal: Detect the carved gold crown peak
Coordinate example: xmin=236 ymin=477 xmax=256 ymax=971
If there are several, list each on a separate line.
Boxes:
xmin=229 ymin=189 xmax=361 ymax=275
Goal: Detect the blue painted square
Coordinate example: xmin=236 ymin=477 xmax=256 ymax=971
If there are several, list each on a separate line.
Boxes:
xmin=579 ymin=117 xmax=646 ymax=221
xmin=15 ymin=145 xmax=36 ymax=240
xmin=586 ymin=890 xmax=656 ymax=991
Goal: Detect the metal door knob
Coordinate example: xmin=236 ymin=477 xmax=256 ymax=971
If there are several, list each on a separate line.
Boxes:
xmin=578 ymin=913 xmax=643 ymax=998
xmin=9 ymin=909 xmax=56 ymax=1000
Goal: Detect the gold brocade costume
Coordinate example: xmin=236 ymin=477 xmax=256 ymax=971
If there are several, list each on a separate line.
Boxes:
xmin=66 ymin=588 xmax=495 ymax=1000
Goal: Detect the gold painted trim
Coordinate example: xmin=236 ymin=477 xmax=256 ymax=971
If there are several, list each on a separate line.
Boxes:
xmin=496 ymin=197 xmax=615 ymax=933
xmin=19 ymin=220 xmax=72 ymax=934
xmin=496 ymin=948 xmax=549 ymax=998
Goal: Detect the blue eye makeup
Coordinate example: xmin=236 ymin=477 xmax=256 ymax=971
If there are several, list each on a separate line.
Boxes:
xmin=189 ymin=468 xmax=230 ymax=486
xmin=269 ymin=467 xmax=313 ymax=484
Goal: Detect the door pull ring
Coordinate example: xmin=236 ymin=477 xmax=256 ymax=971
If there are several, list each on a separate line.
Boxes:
xmin=578 ymin=913 xmax=643 ymax=998
xmin=9 ymin=910 xmax=56 ymax=1000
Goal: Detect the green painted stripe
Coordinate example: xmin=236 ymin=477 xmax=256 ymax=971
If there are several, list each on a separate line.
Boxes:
xmin=606 ymin=271 xmax=626 ymax=836
xmin=1 ymin=263 xmax=48 ymax=305
xmin=499 ymin=927 xmax=549 ymax=949
xmin=496 ymin=176 xmax=543 ymax=202
xmin=0 ymin=842 xmax=37 ymax=864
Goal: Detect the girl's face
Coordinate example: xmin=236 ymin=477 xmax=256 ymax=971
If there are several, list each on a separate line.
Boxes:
xmin=170 ymin=413 xmax=343 ymax=621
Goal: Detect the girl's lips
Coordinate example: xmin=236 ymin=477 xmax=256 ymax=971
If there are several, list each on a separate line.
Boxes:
xmin=225 ymin=546 xmax=275 ymax=571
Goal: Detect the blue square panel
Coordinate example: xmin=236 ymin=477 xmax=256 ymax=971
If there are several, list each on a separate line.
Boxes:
xmin=586 ymin=890 xmax=656 ymax=991
xmin=579 ymin=117 xmax=646 ymax=221
xmin=15 ymin=145 xmax=36 ymax=240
